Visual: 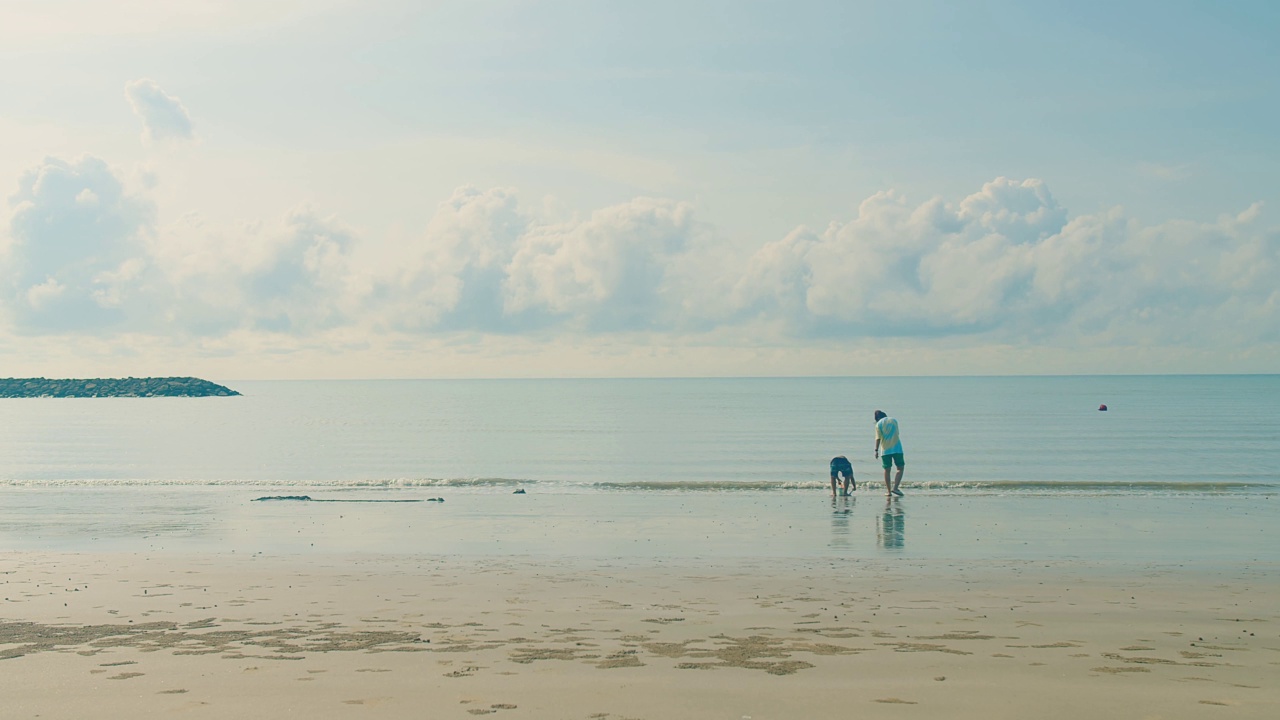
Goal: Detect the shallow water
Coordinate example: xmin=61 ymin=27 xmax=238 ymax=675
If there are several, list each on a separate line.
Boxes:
xmin=1 ymin=485 xmax=1274 ymax=567
xmin=0 ymin=376 xmax=1276 ymax=562
xmin=1 ymin=376 xmax=1276 ymax=492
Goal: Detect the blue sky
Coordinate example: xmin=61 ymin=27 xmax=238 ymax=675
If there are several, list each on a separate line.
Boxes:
xmin=0 ymin=1 xmax=1277 ymax=377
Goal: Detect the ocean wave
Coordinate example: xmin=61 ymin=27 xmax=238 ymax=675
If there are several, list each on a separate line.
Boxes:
xmin=591 ymin=480 xmax=829 ymax=491
xmin=591 ymin=479 xmax=1276 ymax=494
xmin=905 ymin=480 xmax=1275 ymax=495
xmin=0 ymin=477 xmax=1273 ymax=495
xmin=0 ymin=477 xmax=530 ymax=488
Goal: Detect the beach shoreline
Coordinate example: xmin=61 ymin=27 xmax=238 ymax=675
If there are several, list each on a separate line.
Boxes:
xmin=3 ymin=550 xmax=1276 ymax=719
xmin=2 ymin=375 xmax=1277 ymax=717
xmin=3 ymin=487 xmax=1275 ymax=566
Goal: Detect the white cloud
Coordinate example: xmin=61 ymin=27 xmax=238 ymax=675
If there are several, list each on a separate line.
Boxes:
xmin=25 ymin=277 xmax=66 ymax=310
xmin=504 ymin=197 xmax=700 ymax=331
xmin=738 ymin=179 xmax=1279 ymax=348
xmin=387 ymin=190 xmax=720 ymax=333
xmin=125 ymin=79 xmax=195 ymax=143
xmin=91 ymin=257 xmax=148 ymax=308
xmin=151 ymin=207 xmax=370 ymax=335
xmin=3 ymin=155 xmax=157 ymax=332
xmin=387 ymin=186 xmax=525 ymax=331
xmin=1 ymin=155 xmax=373 ymax=337
xmin=3 ymin=160 xmax=1276 ymax=372
xmin=240 ymin=209 xmax=369 ymax=333
xmin=957 ymin=177 xmax=1067 ymax=243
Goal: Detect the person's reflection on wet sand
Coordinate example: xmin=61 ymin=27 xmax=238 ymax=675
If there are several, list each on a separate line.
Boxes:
xmin=876 ymin=497 xmax=905 ymax=550
xmin=830 ymin=495 xmax=853 ymax=549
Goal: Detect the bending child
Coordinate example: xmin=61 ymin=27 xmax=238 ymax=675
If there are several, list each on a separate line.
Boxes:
xmin=829 ymin=455 xmax=856 ymax=496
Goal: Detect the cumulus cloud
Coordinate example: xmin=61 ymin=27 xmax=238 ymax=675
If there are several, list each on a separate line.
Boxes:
xmin=504 ymin=197 xmax=700 ymax=331
xmin=1 ymin=156 xmax=371 ymax=337
xmin=388 ymin=186 xmax=526 ymax=332
xmin=245 ymin=209 xmax=370 ymax=333
xmin=125 ymin=78 xmax=194 ymax=143
xmin=150 ymin=208 xmax=371 ymax=335
xmin=3 ymin=156 xmax=158 ymax=332
xmin=388 ymin=189 xmax=719 ymax=333
xmin=737 ymin=178 xmax=1279 ymax=347
xmin=2 ymin=161 xmax=1276 ymax=363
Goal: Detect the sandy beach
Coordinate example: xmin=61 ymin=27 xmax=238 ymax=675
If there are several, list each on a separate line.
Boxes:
xmin=3 ymin=550 xmax=1276 ymax=719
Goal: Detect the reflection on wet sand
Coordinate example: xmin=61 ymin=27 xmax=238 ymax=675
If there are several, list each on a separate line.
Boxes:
xmin=877 ymin=498 xmax=905 ymax=550
xmin=829 ymin=496 xmax=853 ymax=548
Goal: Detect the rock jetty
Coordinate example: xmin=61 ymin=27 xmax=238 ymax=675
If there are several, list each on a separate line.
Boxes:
xmin=0 ymin=377 xmax=240 ymax=398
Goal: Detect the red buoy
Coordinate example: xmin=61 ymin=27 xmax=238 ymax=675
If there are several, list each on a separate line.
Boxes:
xmin=1098 ymin=404 xmax=1108 ymax=411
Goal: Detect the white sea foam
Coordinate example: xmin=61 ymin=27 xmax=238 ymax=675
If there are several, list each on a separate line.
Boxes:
xmin=2 ymin=476 xmax=1273 ymax=497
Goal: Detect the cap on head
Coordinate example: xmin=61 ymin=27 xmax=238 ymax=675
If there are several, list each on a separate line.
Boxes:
xmin=874 ymin=410 xmax=887 ymax=421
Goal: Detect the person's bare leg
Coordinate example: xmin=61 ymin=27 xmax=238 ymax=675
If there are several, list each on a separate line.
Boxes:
xmin=893 ymin=467 xmax=903 ymax=493
xmin=883 ymin=466 xmax=892 ymax=495
xmin=831 ymin=477 xmax=838 ymax=497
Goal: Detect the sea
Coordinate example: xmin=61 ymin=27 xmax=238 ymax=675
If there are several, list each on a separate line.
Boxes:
xmin=1 ymin=376 xmax=1276 ymax=564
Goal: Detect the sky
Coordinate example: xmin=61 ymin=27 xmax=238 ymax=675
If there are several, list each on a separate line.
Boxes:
xmin=0 ymin=0 xmax=1277 ymax=379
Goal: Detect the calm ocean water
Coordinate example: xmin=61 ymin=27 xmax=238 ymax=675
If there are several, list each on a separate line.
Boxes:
xmin=0 ymin=376 xmax=1276 ymax=493
xmin=1 ymin=376 xmax=1276 ymax=561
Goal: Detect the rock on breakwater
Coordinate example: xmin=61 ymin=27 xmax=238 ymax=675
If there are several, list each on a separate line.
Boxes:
xmin=0 ymin=377 xmax=240 ymax=398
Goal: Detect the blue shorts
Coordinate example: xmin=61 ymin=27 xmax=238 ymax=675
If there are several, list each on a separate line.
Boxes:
xmin=830 ymin=456 xmax=853 ymax=479
xmin=881 ymin=453 xmax=904 ymax=470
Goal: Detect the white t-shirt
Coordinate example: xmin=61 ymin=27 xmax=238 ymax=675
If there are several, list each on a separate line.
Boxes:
xmin=876 ymin=417 xmax=903 ymax=455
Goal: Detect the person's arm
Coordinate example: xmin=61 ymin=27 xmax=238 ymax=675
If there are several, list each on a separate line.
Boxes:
xmin=874 ymin=428 xmax=881 ymax=458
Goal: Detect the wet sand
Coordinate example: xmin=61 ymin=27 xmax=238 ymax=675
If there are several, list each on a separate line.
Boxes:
xmin=3 ymin=551 xmax=1277 ymax=719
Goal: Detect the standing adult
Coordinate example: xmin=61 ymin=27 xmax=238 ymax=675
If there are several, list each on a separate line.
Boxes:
xmin=873 ymin=410 xmax=905 ymax=497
